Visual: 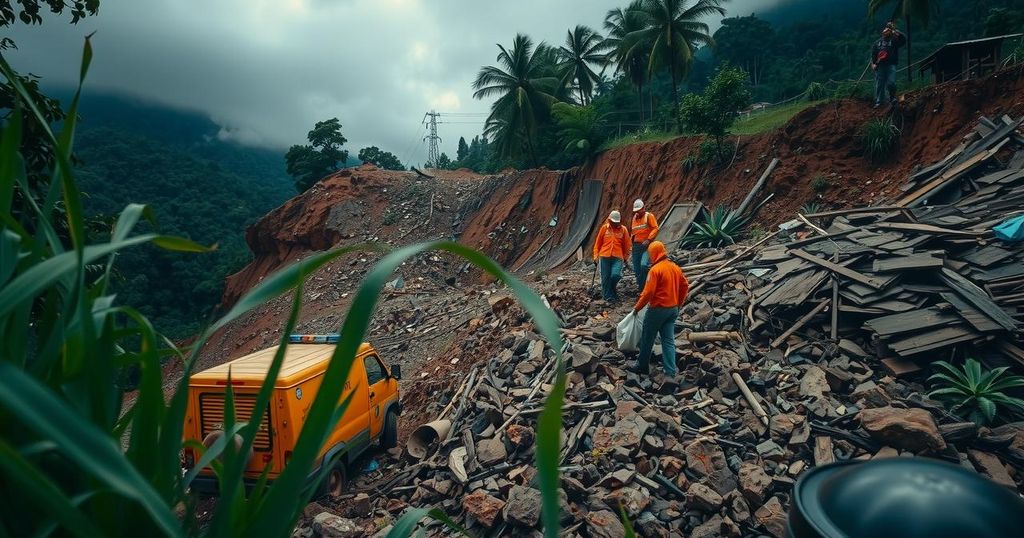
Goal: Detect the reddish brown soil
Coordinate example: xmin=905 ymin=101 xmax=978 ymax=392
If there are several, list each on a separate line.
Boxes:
xmin=198 ymin=68 xmax=1024 ymax=384
xmin=460 ymin=69 xmax=1024 ymax=270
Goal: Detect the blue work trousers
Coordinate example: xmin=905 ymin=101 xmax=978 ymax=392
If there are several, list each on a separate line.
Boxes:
xmin=874 ymin=64 xmax=897 ymax=105
xmin=631 ymin=243 xmax=650 ymax=289
xmin=599 ymin=257 xmax=623 ymax=301
xmin=637 ymin=306 xmax=680 ymax=376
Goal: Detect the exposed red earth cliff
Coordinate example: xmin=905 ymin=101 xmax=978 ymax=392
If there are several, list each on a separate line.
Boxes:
xmin=204 ymin=68 xmax=1023 ymax=367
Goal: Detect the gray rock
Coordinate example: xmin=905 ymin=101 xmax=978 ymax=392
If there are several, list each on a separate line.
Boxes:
xmin=756 ymin=440 xmax=786 ymax=462
xmin=593 ymin=414 xmax=650 ymax=455
xmin=585 ymin=509 xmax=627 ymax=538
xmin=635 ymin=512 xmax=669 ymax=538
xmin=476 ymin=437 xmax=508 ymax=466
xmin=851 ymin=380 xmax=891 ymax=408
xmin=724 ymin=490 xmax=751 ymax=522
xmin=503 ymin=485 xmax=542 ymax=527
xmin=686 ymin=482 xmax=723 ymax=512
xmin=800 ymin=365 xmax=830 ymax=400
xmin=463 ymin=489 xmax=506 ymax=528
xmin=684 ymin=439 xmax=737 ymax=495
xmin=739 ymin=462 xmax=772 ymax=506
xmin=690 ymin=515 xmax=724 ymax=538
xmin=754 ymin=496 xmax=787 ymax=538
xmin=312 ymin=512 xmax=362 ymax=538
xmin=602 ymin=486 xmax=650 ymax=517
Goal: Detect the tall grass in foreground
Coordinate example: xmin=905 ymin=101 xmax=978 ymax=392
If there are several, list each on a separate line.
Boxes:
xmin=0 ymin=38 xmax=568 ymax=537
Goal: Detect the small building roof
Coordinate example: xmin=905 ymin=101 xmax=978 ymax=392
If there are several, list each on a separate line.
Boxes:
xmin=919 ymin=33 xmax=1024 ymax=70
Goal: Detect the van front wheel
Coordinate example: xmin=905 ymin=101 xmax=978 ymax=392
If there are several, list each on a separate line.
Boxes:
xmin=381 ymin=410 xmax=398 ymax=449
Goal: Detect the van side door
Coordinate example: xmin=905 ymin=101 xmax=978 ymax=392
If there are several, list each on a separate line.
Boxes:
xmin=363 ymin=354 xmax=389 ymax=439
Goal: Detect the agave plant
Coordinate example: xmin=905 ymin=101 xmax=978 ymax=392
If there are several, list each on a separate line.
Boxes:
xmin=798 ymin=201 xmax=823 ymax=215
xmin=928 ymin=359 xmax=1024 ymax=426
xmin=682 ymin=206 xmax=749 ymax=248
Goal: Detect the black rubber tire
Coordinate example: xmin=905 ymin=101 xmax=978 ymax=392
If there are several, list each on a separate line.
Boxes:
xmin=381 ymin=410 xmax=399 ymax=449
xmin=319 ymin=457 xmax=347 ymax=501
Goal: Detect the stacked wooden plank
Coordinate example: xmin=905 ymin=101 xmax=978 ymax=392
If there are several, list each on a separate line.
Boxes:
xmin=747 ymin=115 xmax=1024 ymax=367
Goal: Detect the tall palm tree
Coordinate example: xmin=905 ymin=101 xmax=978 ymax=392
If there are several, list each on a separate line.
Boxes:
xmin=631 ymin=0 xmax=726 ymax=128
xmin=558 ymin=25 xmax=612 ymax=106
xmin=868 ymin=0 xmax=937 ymax=82
xmin=534 ymin=43 xmax=575 ymax=103
xmin=604 ymin=0 xmax=651 ymax=121
xmin=473 ymin=34 xmax=558 ymax=165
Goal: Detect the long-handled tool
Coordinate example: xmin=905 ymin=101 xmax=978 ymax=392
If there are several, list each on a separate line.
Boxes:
xmin=585 ymin=261 xmax=599 ymax=310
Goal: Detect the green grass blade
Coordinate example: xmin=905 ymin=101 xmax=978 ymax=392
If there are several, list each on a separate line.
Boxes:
xmin=246 ymin=241 xmax=563 ymax=538
xmin=0 ymin=232 xmax=205 ymax=319
xmin=0 ymin=363 xmax=182 ymax=537
xmin=183 ymin=422 xmax=247 ymax=488
xmin=386 ymin=507 xmax=467 ymax=537
xmin=150 ymin=235 xmax=216 ymax=253
xmin=0 ymin=440 xmax=105 ymax=538
xmin=0 ymin=101 xmax=22 ymax=214
xmin=537 ymin=359 xmax=566 ymax=537
xmin=619 ymin=504 xmax=637 ymax=538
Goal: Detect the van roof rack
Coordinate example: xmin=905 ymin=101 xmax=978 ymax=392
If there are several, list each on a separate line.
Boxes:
xmin=288 ymin=334 xmax=340 ymax=344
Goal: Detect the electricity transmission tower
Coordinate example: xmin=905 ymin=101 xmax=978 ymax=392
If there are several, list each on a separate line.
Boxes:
xmin=423 ymin=111 xmax=441 ymax=166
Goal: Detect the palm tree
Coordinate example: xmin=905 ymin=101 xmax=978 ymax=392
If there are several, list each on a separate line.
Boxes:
xmin=604 ymin=1 xmax=651 ymax=121
xmin=868 ymin=0 xmax=937 ymax=82
xmin=559 ymin=25 xmax=612 ymax=106
xmin=630 ymin=0 xmax=726 ymax=128
xmin=473 ymin=34 xmax=558 ymax=165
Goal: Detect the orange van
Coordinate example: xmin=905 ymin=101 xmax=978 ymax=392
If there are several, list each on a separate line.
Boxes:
xmin=182 ymin=338 xmax=401 ymax=498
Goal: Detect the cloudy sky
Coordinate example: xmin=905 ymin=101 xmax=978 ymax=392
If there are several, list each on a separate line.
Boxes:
xmin=7 ymin=0 xmax=780 ymax=166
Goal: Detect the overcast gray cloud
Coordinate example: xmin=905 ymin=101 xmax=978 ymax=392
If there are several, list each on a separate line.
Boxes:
xmin=5 ymin=0 xmax=779 ymax=166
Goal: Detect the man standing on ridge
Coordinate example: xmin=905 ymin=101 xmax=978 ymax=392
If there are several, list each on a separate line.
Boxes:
xmin=871 ymin=21 xmax=907 ymax=109
xmin=593 ymin=210 xmax=631 ymax=303
xmin=630 ymin=198 xmax=659 ymax=290
xmin=631 ymin=241 xmax=689 ymax=377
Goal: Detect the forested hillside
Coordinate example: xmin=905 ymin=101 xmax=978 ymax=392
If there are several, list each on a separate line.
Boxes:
xmin=68 ymin=92 xmax=295 ymax=337
xmin=448 ymin=0 xmax=1024 ymax=174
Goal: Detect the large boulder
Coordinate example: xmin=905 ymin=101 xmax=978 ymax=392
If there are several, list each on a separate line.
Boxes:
xmin=476 ymin=437 xmax=508 ymax=466
xmin=686 ymin=483 xmax=724 ymax=512
xmin=593 ymin=414 xmax=650 ymax=455
xmin=312 ymin=512 xmax=362 ymax=538
xmin=585 ymin=509 xmax=627 ymax=538
xmin=738 ymin=462 xmax=772 ymax=506
xmin=462 ymin=490 xmax=506 ymax=528
xmin=754 ymin=496 xmax=787 ymax=538
xmin=502 ymin=485 xmax=542 ymax=527
xmin=859 ymin=406 xmax=946 ymax=452
xmin=684 ymin=439 xmax=737 ymax=495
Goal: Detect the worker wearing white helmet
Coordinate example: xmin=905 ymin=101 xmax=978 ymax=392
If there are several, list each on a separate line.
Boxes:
xmin=593 ymin=210 xmax=631 ymax=302
xmin=630 ymin=198 xmax=660 ymax=290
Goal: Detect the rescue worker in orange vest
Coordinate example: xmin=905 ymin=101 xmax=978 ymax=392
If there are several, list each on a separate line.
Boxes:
xmin=630 ymin=198 xmax=660 ymax=290
xmin=592 ymin=210 xmax=632 ymax=302
xmin=631 ymin=241 xmax=689 ymax=376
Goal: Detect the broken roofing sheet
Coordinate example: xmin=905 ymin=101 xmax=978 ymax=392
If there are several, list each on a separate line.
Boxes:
xmin=741 ymin=115 xmax=1024 ymax=368
xmin=519 ymin=178 xmax=603 ymax=273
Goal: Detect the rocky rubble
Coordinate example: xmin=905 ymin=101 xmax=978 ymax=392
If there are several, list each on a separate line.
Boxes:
xmin=289 ymin=257 xmax=1024 ymax=536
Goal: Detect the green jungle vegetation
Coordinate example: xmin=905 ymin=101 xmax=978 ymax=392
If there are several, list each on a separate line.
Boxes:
xmin=446 ymin=0 xmax=1024 ymax=173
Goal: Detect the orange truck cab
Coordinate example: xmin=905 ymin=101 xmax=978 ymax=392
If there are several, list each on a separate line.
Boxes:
xmin=182 ymin=336 xmax=401 ymax=498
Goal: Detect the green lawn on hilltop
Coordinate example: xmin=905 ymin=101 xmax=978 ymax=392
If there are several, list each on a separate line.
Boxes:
xmin=600 ymin=129 xmax=684 ymax=151
xmin=732 ymin=99 xmax=825 ymax=135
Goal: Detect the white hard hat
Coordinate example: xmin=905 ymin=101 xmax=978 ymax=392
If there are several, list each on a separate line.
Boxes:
xmin=609 ymin=210 xmax=621 ymax=223
xmin=633 ymin=199 xmax=644 ymax=211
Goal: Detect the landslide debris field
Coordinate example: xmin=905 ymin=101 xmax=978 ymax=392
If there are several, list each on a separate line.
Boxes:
xmin=198 ymin=71 xmax=1024 ymax=537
